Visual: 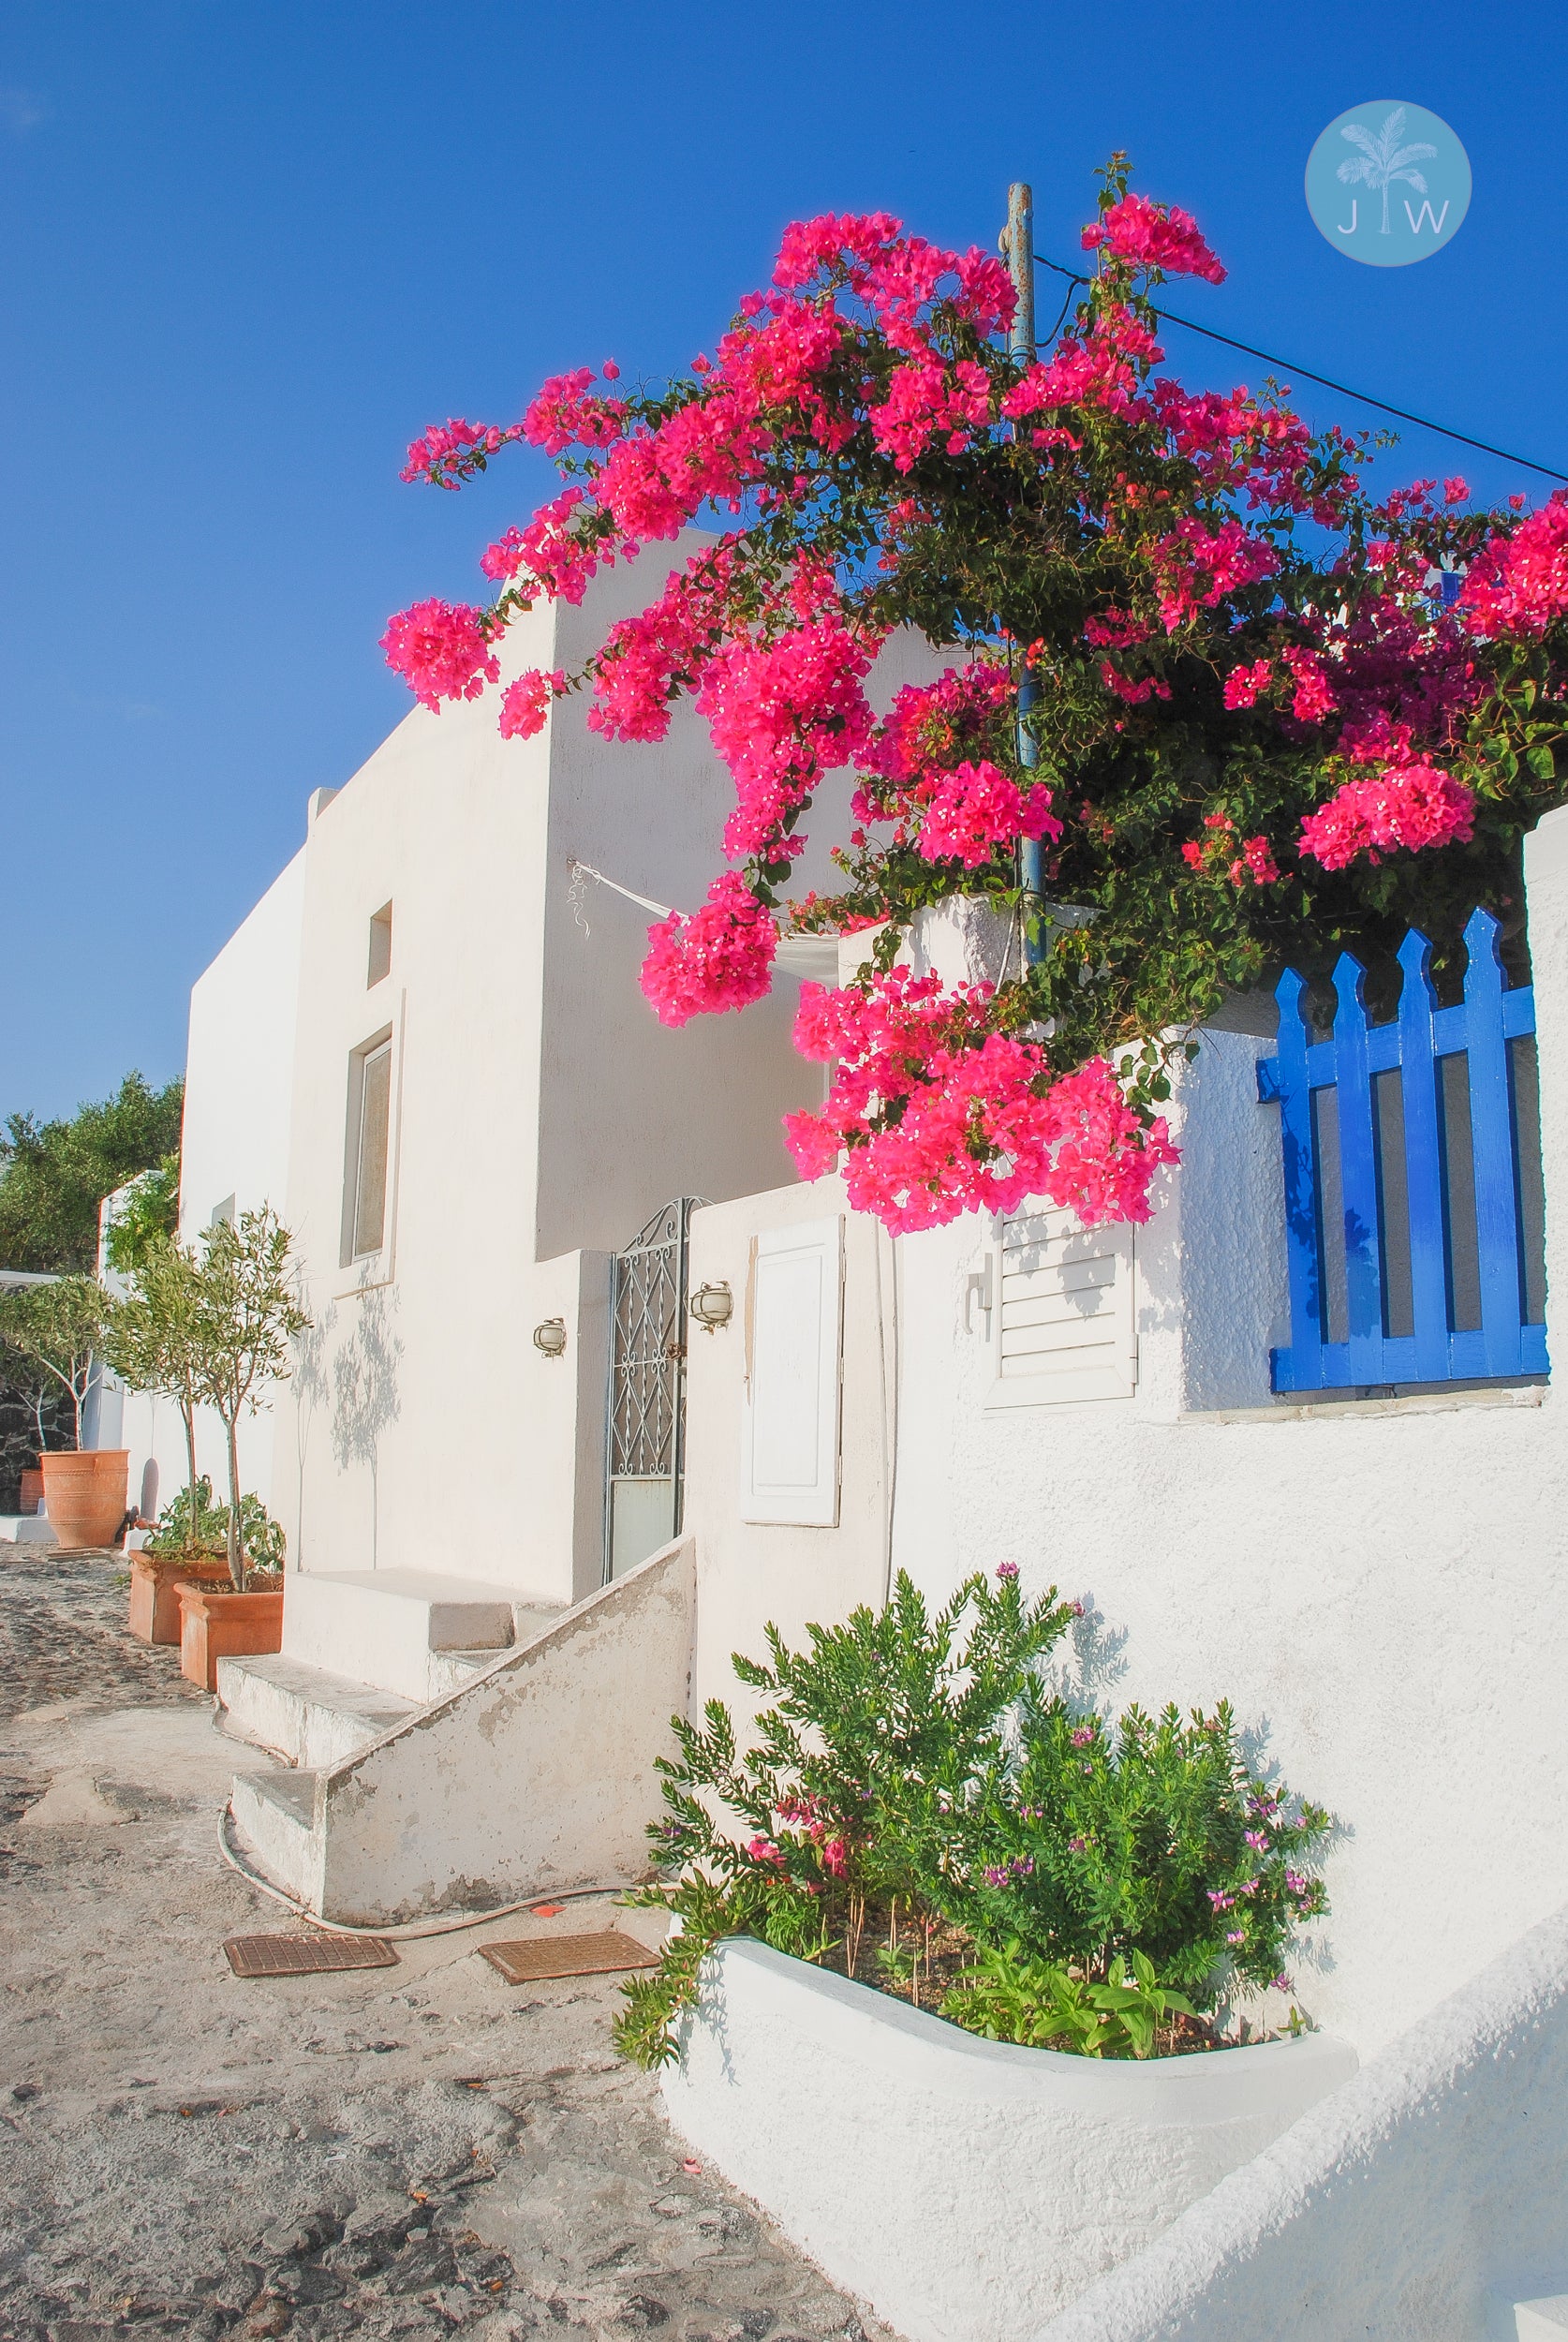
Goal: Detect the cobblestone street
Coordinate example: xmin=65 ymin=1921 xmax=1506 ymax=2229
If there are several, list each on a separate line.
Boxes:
xmin=0 ymin=1548 xmax=886 ymax=2342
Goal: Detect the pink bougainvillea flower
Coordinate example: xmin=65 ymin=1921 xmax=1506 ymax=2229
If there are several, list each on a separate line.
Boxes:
xmin=1081 ymin=191 xmax=1226 ymax=284
xmin=916 ymin=759 xmax=1061 ymax=868
xmin=400 ymin=417 xmax=511 ymax=490
xmin=1458 ymin=496 xmax=1568 ymax=638
xmin=1299 ymin=759 xmax=1475 ymax=870
xmin=1223 ymin=659 xmax=1272 ymax=709
xmin=380 ymin=599 xmax=498 ymax=710
xmin=497 ymin=668 xmax=567 ymax=741
xmin=640 ymin=872 xmax=777 ymax=1027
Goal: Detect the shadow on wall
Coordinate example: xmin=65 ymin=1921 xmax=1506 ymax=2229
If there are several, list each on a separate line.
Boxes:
xmin=330 ymin=1282 xmax=404 ymax=1571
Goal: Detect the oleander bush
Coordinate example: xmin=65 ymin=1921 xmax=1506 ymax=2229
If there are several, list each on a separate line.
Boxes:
xmin=614 ymin=1567 xmax=1330 ymax=2068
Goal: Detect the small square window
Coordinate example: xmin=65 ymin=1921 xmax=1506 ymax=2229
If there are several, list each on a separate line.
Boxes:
xmin=367 ymin=902 xmax=392 ymax=988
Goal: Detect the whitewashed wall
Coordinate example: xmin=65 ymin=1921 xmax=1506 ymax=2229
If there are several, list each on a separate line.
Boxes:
xmin=681 ymin=807 xmax=1568 ymax=2064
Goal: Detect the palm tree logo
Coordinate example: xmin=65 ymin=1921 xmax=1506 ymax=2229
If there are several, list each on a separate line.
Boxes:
xmin=1337 ymin=106 xmax=1438 ymax=234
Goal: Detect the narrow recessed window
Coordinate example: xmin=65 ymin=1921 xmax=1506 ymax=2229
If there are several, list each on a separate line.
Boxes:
xmin=351 ymin=1042 xmax=392 ymax=1256
xmin=367 ymin=902 xmax=393 ymax=988
xmin=211 ymin=1193 xmax=236 ymax=1228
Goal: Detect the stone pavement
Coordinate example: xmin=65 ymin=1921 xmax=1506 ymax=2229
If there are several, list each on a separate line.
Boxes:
xmin=0 ymin=1548 xmax=892 ymax=2342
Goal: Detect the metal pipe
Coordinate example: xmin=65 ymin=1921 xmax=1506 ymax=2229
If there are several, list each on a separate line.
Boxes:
xmin=1005 ymin=185 xmax=1044 ymax=957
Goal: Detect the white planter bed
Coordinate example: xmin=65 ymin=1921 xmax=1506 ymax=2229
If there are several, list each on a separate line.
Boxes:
xmin=661 ymin=1938 xmax=1357 ymax=2342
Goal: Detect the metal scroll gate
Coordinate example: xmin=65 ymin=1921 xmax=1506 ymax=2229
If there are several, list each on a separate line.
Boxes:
xmin=603 ymin=1198 xmax=705 ymax=1582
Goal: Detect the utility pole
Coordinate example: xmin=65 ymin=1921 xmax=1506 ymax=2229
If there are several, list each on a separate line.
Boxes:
xmin=1004 ymin=184 xmax=1043 ymax=960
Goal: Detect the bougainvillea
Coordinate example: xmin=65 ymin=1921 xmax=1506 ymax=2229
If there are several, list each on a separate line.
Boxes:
xmin=383 ymin=155 xmax=1567 ymax=1234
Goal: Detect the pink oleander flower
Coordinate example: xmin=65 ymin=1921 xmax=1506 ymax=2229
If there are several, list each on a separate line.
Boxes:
xmin=497 ymin=668 xmax=567 ymax=741
xmin=1459 ymin=497 xmax=1568 ymax=638
xmin=916 ymin=760 xmax=1062 ymax=868
xmin=1299 ymin=758 xmax=1475 ymax=870
xmin=1081 ymin=191 xmax=1226 ymax=285
xmin=380 ymin=599 xmax=498 ymax=710
xmin=640 ymin=872 xmax=777 ymax=1027
xmin=1223 ymin=659 xmax=1272 ymax=709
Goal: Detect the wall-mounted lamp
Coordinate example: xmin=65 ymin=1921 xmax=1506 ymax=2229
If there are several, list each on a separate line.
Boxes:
xmin=688 ymin=1281 xmax=734 ymax=1332
xmin=533 ymin=1316 xmax=568 ymax=1358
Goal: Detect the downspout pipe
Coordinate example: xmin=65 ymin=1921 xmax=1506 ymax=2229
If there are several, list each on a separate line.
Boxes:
xmin=1004 ymin=184 xmax=1044 ymax=963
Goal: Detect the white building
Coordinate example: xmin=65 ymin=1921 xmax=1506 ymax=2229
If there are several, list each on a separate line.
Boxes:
xmin=115 ymin=546 xmax=1568 ymax=2341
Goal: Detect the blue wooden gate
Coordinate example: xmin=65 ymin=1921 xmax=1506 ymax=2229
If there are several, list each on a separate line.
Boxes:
xmin=1257 ymin=907 xmax=1548 ymax=1393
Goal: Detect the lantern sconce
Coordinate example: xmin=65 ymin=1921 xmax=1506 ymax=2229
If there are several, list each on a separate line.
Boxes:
xmin=533 ymin=1316 xmax=568 ymax=1358
xmin=688 ymin=1281 xmax=734 ymax=1333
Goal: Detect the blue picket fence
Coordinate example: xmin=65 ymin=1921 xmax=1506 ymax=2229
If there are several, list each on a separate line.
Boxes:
xmin=1256 ymin=907 xmax=1549 ymax=1393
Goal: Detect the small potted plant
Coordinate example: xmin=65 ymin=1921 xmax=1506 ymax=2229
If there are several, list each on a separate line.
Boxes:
xmin=171 ymin=1206 xmax=309 ymax=1689
xmin=0 ymin=1276 xmax=128 ymax=1547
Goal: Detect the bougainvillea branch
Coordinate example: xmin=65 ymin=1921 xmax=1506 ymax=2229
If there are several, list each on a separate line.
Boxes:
xmin=382 ymin=156 xmax=1567 ymax=1235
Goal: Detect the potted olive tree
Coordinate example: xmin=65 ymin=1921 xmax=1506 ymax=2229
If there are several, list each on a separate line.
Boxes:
xmin=109 ymin=1238 xmax=234 ymax=1640
xmin=173 ymin=1207 xmax=310 ymax=1689
xmin=0 ymin=1276 xmax=127 ymax=1547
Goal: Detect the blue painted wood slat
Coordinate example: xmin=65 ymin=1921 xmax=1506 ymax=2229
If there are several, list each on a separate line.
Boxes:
xmin=1257 ymin=906 xmax=1547 ymax=1396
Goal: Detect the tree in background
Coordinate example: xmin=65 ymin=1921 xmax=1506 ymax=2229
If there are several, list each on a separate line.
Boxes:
xmin=0 ymin=1075 xmax=184 ymax=1272
xmin=190 ymin=1208 xmax=310 ymax=1590
xmin=0 ymin=1277 xmax=112 ymax=1453
xmin=107 ymin=1237 xmax=207 ymax=1549
xmin=102 ymin=1158 xmax=181 ymax=1277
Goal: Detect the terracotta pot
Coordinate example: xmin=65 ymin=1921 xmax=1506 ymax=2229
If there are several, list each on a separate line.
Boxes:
xmin=128 ymin=1551 xmax=235 ymax=1644
xmin=40 ymin=1450 xmax=129 ymax=1548
xmin=18 ymin=1467 xmax=44 ymax=1516
xmin=177 ymin=1580 xmax=284 ymax=1690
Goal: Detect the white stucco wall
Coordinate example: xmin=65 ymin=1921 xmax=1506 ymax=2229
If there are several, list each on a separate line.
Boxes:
xmin=1031 ymin=1899 xmax=1568 ymax=2342
xmin=116 ymin=848 xmax=307 ymax=1527
xmin=265 ymin=544 xmax=835 ymax=1600
xmin=664 ymin=1937 xmax=1357 ymax=2342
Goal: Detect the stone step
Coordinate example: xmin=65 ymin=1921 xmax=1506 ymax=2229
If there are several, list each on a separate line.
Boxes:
xmin=218 ymin=1653 xmax=419 ymax=1770
xmin=230 ymin=1768 xmax=321 ymax=1907
xmin=1511 ymin=2300 xmax=1568 ymax=2341
xmin=0 ymin=1514 xmax=57 ymax=1546
xmin=281 ymin=1568 xmax=565 ymax=1701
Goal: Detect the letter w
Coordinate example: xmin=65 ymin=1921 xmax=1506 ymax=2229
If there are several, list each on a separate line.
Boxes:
xmin=1404 ymin=199 xmax=1451 ymax=235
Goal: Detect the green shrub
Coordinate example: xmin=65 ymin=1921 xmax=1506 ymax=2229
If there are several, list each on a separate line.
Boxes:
xmin=615 ymin=1568 xmax=1332 ymax=2068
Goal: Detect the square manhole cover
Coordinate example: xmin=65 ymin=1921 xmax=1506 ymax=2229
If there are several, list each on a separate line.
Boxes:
xmin=224 ymin=1933 xmax=400 ymax=1978
xmin=479 ymin=1931 xmax=659 ymax=1984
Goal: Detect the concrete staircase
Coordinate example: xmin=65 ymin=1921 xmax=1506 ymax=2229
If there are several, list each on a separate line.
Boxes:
xmin=220 ymin=1543 xmax=695 ymax=1922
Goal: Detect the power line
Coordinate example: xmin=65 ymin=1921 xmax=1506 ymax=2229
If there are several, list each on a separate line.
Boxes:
xmin=1035 ymin=253 xmax=1568 ymax=485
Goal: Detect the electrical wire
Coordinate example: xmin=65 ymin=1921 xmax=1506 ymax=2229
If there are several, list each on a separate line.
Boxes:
xmin=1034 ymin=252 xmax=1568 ymax=483
xmin=216 ymin=1801 xmax=641 ymax=1941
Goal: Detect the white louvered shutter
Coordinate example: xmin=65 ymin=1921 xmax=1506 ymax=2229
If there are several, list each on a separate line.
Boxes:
xmin=987 ymin=1204 xmax=1136 ymax=1406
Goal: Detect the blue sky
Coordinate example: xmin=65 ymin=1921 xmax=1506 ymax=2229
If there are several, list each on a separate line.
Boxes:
xmin=3 ymin=0 xmax=1565 ymax=1125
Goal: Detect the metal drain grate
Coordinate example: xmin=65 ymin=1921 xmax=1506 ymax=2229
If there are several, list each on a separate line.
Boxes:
xmin=479 ymin=1931 xmax=659 ymax=1984
xmin=223 ymin=1933 xmax=400 ymax=1978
